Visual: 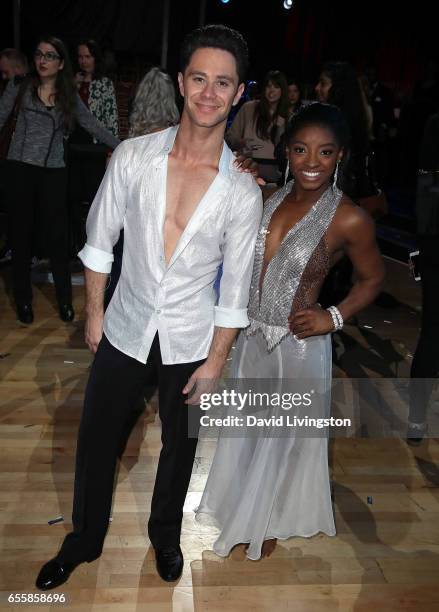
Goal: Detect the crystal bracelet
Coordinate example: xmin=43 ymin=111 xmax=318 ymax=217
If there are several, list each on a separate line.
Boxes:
xmin=327 ymin=305 xmax=343 ymax=331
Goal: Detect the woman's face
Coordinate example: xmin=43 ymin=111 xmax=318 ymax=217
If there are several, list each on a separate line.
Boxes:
xmin=287 ymin=124 xmax=342 ymax=192
xmin=288 ymin=83 xmax=300 ymax=105
xmin=78 ymin=45 xmax=95 ymax=76
xmin=315 ymin=73 xmax=332 ymax=102
xmin=34 ymin=42 xmax=64 ymax=79
xmin=264 ymin=80 xmax=282 ymax=104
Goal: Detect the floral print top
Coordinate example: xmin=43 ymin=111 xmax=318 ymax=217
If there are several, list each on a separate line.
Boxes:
xmin=85 ymin=77 xmax=119 ymax=139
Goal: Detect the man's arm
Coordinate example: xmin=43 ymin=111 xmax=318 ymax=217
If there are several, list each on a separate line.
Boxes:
xmin=84 ymin=269 xmax=108 ymax=353
xmin=183 ymin=184 xmax=263 ymax=403
xmin=182 ymin=327 xmax=237 ymax=403
xmin=78 ymin=141 xmax=129 ymax=351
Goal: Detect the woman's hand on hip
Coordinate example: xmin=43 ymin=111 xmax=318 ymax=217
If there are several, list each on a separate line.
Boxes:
xmin=288 ymin=304 xmax=334 ymax=339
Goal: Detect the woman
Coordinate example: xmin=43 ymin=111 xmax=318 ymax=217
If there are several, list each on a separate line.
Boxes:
xmin=196 ymin=104 xmax=385 ymax=560
xmin=0 ymin=36 xmax=119 ymax=324
xmin=128 ymin=66 xmax=179 ymax=137
xmin=315 ymin=61 xmax=373 ymax=200
xmin=69 ymin=39 xmax=119 ymax=252
xmin=75 ymin=40 xmax=118 ymax=136
xmin=226 ymin=70 xmax=288 ymax=183
xmin=315 ymin=61 xmax=377 ymax=306
xmin=287 ymin=77 xmax=306 ymax=117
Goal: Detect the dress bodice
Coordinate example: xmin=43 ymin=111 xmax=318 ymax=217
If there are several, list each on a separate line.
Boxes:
xmin=247 ymin=181 xmax=341 ymax=350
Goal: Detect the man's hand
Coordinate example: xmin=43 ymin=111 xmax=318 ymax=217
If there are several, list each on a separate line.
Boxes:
xmin=288 ymin=305 xmax=334 ymax=339
xmin=182 ymin=360 xmax=223 ymax=405
xmin=85 ymin=312 xmax=104 ymax=354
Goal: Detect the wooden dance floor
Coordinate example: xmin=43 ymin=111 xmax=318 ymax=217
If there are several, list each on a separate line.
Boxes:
xmin=1 ymin=260 xmax=439 ymax=611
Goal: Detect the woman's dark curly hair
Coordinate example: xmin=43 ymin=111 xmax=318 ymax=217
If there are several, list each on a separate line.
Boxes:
xmin=255 ymin=70 xmax=289 ymax=143
xmin=31 ymin=35 xmax=77 ymax=132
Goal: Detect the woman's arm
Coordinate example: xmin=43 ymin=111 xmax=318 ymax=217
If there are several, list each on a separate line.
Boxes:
xmin=335 ymin=206 xmax=385 ymax=321
xmin=75 ymin=94 xmax=120 ymax=149
xmin=289 ymin=204 xmax=385 ymax=338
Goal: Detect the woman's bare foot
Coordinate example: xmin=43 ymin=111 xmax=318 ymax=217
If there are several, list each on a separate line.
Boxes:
xmin=261 ymin=538 xmax=277 ymax=558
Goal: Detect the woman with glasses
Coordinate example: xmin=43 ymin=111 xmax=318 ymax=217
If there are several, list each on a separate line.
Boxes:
xmin=0 ymin=36 xmax=119 ymax=324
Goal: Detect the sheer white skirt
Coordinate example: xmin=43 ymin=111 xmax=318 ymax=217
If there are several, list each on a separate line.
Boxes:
xmin=195 ymin=329 xmax=336 ymax=560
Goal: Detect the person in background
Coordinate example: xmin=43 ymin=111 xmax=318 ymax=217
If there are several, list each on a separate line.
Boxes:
xmin=0 ymin=48 xmax=28 ymax=90
xmin=315 ymin=61 xmax=372 ymax=199
xmin=0 ymin=49 xmax=28 ymax=260
xmin=287 ymin=77 xmax=306 ymax=117
xmin=407 ymin=111 xmax=439 ymax=444
xmin=226 ymin=70 xmax=288 ymax=183
xmin=69 ymin=39 xmax=119 ymax=253
xmin=75 ymin=40 xmax=118 ymax=136
xmin=274 ymin=78 xmax=310 ymax=179
xmin=129 ymin=67 xmax=179 ymax=137
xmin=364 ymin=64 xmax=396 ymax=186
xmin=0 ymin=36 xmax=119 ymax=324
xmin=315 ymin=61 xmax=375 ymax=307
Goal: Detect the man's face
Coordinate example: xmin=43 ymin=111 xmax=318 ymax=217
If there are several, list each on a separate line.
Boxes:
xmin=0 ymin=57 xmax=16 ymax=80
xmin=178 ymin=47 xmax=244 ymax=129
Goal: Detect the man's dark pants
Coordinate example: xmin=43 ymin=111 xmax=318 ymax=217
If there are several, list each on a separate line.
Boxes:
xmin=57 ymin=333 xmax=203 ymax=564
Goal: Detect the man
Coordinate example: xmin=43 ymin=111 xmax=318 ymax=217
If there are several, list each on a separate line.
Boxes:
xmin=36 ymin=24 xmax=262 ymax=589
xmin=0 ymin=48 xmax=27 ymax=89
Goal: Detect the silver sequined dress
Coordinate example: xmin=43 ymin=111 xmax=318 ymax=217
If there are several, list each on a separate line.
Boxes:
xmin=196 ymin=182 xmax=341 ymax=559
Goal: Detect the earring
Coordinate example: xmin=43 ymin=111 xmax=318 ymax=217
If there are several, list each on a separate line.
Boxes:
xmin=284 ymin=160 xmax=290 ymax=185
xmin=333 ymin=160 xmax=340 ymax=188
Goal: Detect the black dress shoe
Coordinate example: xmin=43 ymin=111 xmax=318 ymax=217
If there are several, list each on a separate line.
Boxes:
xmin=155 ymin=545 xmax=184 ymax=581
xmin=406 ymin=421 xmax=427 ymax=446
xmin=59 ymin=304 xmax=75 ymax=322
xmin=17 ymin=303 xmax=34 ymax=324
xmin=35 ymin=558 xmax=79 ymax=590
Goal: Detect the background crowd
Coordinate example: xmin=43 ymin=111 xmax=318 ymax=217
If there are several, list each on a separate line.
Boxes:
xmin=0 ymin=33 xmax=438 ymax=443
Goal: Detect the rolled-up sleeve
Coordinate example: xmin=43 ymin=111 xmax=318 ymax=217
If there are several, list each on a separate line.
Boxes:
xmin=214 ymin=183 xmax=263 ymax=328
xmin=78 ymin=141 xmax=128 ymax=273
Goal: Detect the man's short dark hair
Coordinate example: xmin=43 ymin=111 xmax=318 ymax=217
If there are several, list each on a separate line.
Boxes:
xmin=180 ymin=24 xmax=248 ymax=84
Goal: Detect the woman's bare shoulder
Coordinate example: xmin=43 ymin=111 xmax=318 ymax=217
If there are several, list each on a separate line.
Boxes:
xmin=334 ymin=194 xmax=375 ymax=234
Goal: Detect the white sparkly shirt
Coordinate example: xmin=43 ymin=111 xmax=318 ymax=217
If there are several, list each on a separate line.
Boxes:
xmin=78 ymin=126 xmax=263 ymax=364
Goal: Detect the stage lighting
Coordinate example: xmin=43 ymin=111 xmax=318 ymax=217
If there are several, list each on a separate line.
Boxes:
xmin=283 ymin=0 xmax=294 ymax=8
xmin=220 ymin=0 xmax=231 ymax=4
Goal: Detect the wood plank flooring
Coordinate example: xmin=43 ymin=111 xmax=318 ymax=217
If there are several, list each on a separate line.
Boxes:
xmin=1 ymin=260 xmax=438 ymax=611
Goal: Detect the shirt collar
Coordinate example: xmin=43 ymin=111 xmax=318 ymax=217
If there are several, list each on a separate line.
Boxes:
xmin=153 ymin=124 xmax=233 ymax=182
